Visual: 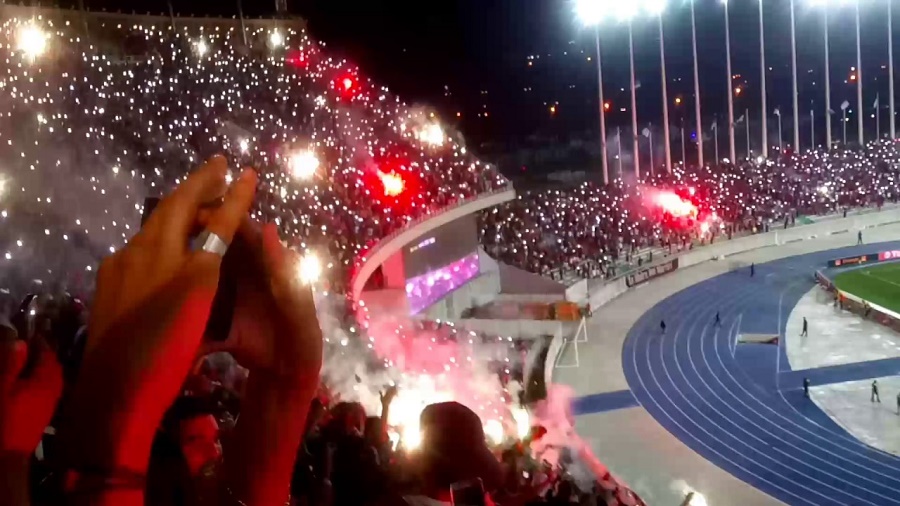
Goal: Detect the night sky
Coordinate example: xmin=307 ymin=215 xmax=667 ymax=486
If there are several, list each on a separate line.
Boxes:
xmin=41 ymin=0 xmax=900 ymax=147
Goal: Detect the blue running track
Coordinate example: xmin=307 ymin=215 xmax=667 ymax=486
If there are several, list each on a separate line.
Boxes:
xmin=622 ymin=241 xmax=900 ymax=506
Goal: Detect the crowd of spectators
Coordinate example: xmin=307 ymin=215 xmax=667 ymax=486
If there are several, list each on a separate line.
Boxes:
xmin=0 ymin=9 xmax=649 ymax=506
xmin=11 ymin=6 xmax=900 ymax=506
xmin=1 ymin=161 xmax=646 ymax=506
xmin=481 ymin=140 xmax=900 ymax=281
xmin=0 ymin=11 xmax=509 ymax=299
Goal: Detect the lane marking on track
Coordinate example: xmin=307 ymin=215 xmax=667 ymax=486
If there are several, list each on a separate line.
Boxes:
xmin=630 ymin=260 xmax=900 ymax=501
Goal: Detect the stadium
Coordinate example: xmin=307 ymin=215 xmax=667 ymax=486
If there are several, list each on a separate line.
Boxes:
xmin=4 ymin=1 xmax=900 ymax=505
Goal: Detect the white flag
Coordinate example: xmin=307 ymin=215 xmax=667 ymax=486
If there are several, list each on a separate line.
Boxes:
xmin=828 ymin=109 xmax=835 ymax=115
xmin=773 ymin=108 xmax=780 ymax=117
xmin=635 ymin=81 xmax=642 ymax=90
xmin=642 ymin=127 xmax=651 ymax=138
xmin=874 ymin=95 xmax=880 ymax=109
xmin=735 ymin=115 xmax=745 ymax=125
xmin=711 ymin=121 xmax=717 ymax=131
xmin=841 ymin=100 xmax=850 ymax=111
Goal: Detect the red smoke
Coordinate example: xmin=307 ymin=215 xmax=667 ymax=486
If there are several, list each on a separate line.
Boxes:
xmin=654 ymin=190 xmax=698 ymax=219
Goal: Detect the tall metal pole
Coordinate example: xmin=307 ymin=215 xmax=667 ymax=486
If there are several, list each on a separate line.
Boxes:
xmin=725 ymin=0 xmax=736 ymax=163
xmin=890 ymin=1 xmax=896 ymax=139
xmin=824 ymin=8 xmax=832 ymax=148
xmin=681 ymin=121 xmax=687 ymax=166
xmin=629 ymin=20 xmax=641 ymax=178
xmin=759 ymin=0 xmax=768 ymax=158
xmin=877 ymin=94 xmax=881 ymax=139
xmin=595 ymin=29 xmax=609 ymax=183
xmin=790 ymin=0 xmax=800 ymax=150
xmin=746 ymin=108 xmax=751 ymax=158
xmin=856 ymin=0 xmax=864 ymax=145
xmin=236 ymin=0 xmax=248 ymax=46
xmin=843 ymin=109 xmax=848 ymax=144
xmin=167 ymin=0 xmax=178 ymax=30
xmin=659 ymin=14 xmax=672 ymax=173
xmin=777 ymin=110 xmax=783 ymax=152
xmin=648 ymin=126 xmax=655 ymax=173
xmin=617 ymin=127 xmax=623 ymax=176
xmin=714 ymin=119 xmax=720 ymax=162
xmin=691 ymin=0 xmax=704 ymax=167
xmin=811 ymin=105 xmax=815 ymax=147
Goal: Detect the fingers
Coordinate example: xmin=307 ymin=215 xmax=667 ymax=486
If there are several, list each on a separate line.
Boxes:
xmin=195 ymin=168 xmax=258 ymax=265
xmin=87 ymin=253 xmax=123 ymax=352
xmin=260 ymin=223 xmax=287 ymax=278
xmin=147 ymin=156 xmax=229 ymax=245
xmin=260 ymin=224 xmax=322 ymax=355
xmin=0 ymin=340 xmax=27 ymax=395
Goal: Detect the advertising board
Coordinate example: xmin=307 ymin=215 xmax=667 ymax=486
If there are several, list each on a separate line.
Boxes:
xmin=827 ymin=253 xmax=879 ymax=268
xmin=626 ymin=258 xmax=679 ymax=288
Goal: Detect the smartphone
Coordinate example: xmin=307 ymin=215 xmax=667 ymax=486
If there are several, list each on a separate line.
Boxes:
xmin=140 ymin=196 xmax=236 ymax=342
xmin=450 ymin=478 xmax=485 ymax=506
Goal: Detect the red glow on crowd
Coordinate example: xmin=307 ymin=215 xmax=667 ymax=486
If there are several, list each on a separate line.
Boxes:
xmin=655 ymin=191 xmax=698 ymax=219
xmin=379 ymin=171 xmax=405 ymax=197
xmin=334 ymin=72 xmax=359 ymax=99
xmin=284 ymin=50 xmax=309 ymax=68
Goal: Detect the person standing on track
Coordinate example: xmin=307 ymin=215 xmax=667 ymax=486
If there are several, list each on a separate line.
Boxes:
xmin=714 ymin=311 xmax=721 ymax=327
xmin=896 ymin=392 xmax=900 ymax=414
xmin=750 ymin=263 xmax=755 ymax=277
xmin=801 ymin=317 xmax=808 ymax=337
xmin=660 ymin=320 xmax=666 ymax=335
xmin=872 ymin=380 xmax=881 ymax=403
xmin=858 ymin=230 xmax=864 ymax=245
xmin=804 ymin=378 xmax=811 ymax=398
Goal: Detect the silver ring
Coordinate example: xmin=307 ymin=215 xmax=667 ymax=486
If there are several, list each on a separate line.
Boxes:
xmin=197 ymin=230 xmax=229 ymax=257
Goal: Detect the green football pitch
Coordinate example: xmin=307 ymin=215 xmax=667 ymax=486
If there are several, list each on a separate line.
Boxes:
xmin=832 ymin=262 xmax=900 ymax=314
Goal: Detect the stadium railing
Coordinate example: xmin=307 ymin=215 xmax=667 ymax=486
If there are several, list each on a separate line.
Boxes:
xmin=546 ymin=204 xmax=900 ymax=389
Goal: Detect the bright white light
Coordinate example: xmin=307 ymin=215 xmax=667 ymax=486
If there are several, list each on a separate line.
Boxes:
xmin=269 ymin=31 xmax=284 ymax=48
xmin=0 ymin=178 xmax=6 ymax=200
xmin=290 ymin=150 xmax=320 ymax=179
xmin=644 ymin=0 xmax=667 ymax=15
xmin=484 ymin=419 xmax=505 ymax=445
xmin=239 ymin=138 xmax=249 ymax=153
xmin=196 ymin=39 xmax=209 ymax=56
xmin=819 ymin=185 xmax=830 ymax=195
xmin=297 ymin=253 xmax=322 ymax=284
xmin=756 ymin=155 xmax=765 ymax=165
xmin=17 ymin=24 xmax=48 ymax=58
xmin=575 ymin=0 xmax=605 ymax=25
xmin=510 ymin=407 xmax=531 ymax=439
xmin=686 ymin=491 xmax=708 ymax=506
xmin=417 ymin=123 xmax=445 ymax=146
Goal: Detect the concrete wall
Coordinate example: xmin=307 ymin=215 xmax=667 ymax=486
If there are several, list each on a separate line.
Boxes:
xmin=416 ymin=271 xmax=501 ymax=321
xmin=498 ymin=262 xmax=567 ymax=295
xmin=453 ymin=317 xmax=575 ymax=342
xmin=381 ymin=251 xmax=406 ymax=290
